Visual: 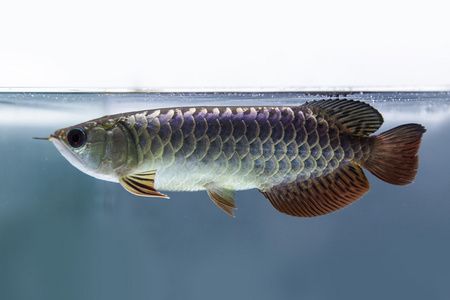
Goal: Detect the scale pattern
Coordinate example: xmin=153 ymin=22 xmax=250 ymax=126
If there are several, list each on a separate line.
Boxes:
xmin=118 ymin=106 xmax=373 ymax=190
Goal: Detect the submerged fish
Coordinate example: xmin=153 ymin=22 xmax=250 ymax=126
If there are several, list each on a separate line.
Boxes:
xmin=41 ymin=99 xmax=425 ymax=217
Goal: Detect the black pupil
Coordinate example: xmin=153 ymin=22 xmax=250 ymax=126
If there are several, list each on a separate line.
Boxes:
xmin=67 ymin=128 xmax=86 ymax=148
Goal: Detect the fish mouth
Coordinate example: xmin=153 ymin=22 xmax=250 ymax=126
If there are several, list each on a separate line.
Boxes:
xmin=32 ymin=130 xmax=83 ymax=166
xmin=33 ymin=131 xmax=83 ymax=165
xmin=49 ymin=133 xmax=86 ymax=166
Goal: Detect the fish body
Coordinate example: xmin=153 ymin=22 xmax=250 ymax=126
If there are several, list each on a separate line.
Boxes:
xmin=48 ymin=99 xmax=425 ymax=217
xmin=108 ymin=106 xmax=370 ymax=191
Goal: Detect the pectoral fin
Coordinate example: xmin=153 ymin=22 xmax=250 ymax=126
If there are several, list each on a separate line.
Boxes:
xmin=119 ymin=170 xmax=169 ymax=198
xmin=260 ymin=163 xmax=369 ymax=217
xmin=205 ymin=184 xmax=236 ymax=217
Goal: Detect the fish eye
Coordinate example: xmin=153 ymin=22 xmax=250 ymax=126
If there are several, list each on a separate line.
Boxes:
xmin=67 ymin=128 xmax=86 ymax=148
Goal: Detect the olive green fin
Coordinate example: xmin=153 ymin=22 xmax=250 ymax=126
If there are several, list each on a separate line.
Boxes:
xmin=260 ymin=163 xmax=370 ymax=217
xmin=119 ymin=170 xmax=169 ymax=198
xmin=205 ymin=184 xmax=236 ymax=217
xmin=306 ymin=99 xmax=383 ymax=136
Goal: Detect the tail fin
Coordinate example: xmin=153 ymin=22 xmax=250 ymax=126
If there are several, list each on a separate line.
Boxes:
xmin=363 ymin=124 xmax=426 ymax=185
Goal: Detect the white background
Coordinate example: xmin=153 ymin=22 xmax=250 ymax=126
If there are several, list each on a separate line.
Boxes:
xmin=0 ymin=0 xmax=449 ymax=89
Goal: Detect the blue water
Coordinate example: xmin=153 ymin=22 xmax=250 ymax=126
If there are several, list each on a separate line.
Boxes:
xmin=1 ymin=92 xmax=449 ymax=300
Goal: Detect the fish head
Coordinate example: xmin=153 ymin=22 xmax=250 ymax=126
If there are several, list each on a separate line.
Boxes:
xmin=49 ymin=117 xmax=132 ymax=182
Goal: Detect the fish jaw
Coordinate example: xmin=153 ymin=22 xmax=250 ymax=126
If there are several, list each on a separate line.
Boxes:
xmin=50 ymin=137 xmax=118 ymax=183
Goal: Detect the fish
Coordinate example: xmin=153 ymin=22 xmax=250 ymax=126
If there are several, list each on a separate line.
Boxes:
xmin=38 ymin=99 xmax=426 ymax=217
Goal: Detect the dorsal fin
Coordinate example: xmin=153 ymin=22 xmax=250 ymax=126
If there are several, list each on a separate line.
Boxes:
xmin=305 ymin=99 xmax=383 ymax=136
xmin=119 ymin=170 xmax=169 ymax=198
xmin=205 ymin=183 xmax=236 ymax=217
xmin=260 ymin=163 xmax=370 ymax=217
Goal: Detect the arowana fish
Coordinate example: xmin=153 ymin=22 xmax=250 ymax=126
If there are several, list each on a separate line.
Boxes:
xmin=38 ymin=99 xmax=426 ymax=217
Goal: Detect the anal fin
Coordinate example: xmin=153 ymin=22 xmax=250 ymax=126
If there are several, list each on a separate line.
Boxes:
xmin=205 ymin=184 xmax=236 ymax=217
xmin=260 ymin=163 xmax=370 ymax=217
xmin=119 ymin=170 xmax=169 ymax=198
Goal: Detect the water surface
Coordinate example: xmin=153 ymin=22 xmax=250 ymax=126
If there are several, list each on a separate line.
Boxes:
xmin=1 ymin=92 xmax=449 ymax=300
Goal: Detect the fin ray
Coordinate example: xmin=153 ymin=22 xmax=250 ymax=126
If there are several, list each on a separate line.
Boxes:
xmin=306 ymin=99 xmax=383 ymax=136
xmin=119 ymin=170 xmax=169 ymax=198
xmin=260 ymin=164 xmax=370 ymax=217
xmin=363 ymin=123 xmax=426 ymax=185
xmin=205 ymin=184 xmax=236 ymax=217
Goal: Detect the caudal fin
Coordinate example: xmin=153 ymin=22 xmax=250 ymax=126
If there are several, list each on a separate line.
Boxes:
xmin=363 ymin=124 xmax=426 ymax=185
